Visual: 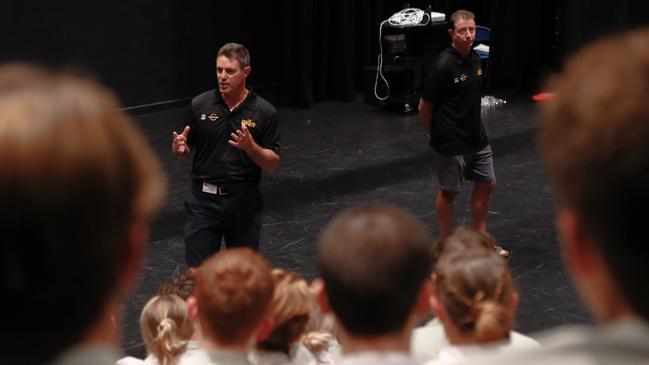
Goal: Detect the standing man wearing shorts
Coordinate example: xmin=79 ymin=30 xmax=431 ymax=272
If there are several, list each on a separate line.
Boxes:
xmin=419 ymin=10 xmax=501 ymax=254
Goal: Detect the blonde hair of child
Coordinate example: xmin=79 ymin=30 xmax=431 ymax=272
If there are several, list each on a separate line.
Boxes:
xmin=140 ymin=294 xmax=193 ymax=365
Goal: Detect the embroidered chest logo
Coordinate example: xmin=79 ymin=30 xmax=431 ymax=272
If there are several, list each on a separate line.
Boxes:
xmin=200 ymin=114 xmax=206 ymax=120
xmin=208 ymin=113 xmax=218 ymax=122
xmin=241 ymin=119 xmax=256 ymax=128
xmin=459 ymin=74 xmax=468 ymax=81
xmin=476 ymin=68 xmax=483 ymax=76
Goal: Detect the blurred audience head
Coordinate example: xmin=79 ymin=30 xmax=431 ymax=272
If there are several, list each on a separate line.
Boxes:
xmin=316 ymin=204 xmax=433 ymax=339
xmin=431 ymin=231 xmax=517 ymax=344
xmin=0 ymin=64 xmax=165 ymax=363
xmin=140 ymin=294 xmax=193 ymax=365
xmin=542 ymin=27 xmax=649 ymax=323
xmin=159 ymin=269 xmax=196 ymax=301
xmin=257 ymin=269 xmax=313 ymax=354
xmin=192 ymin=248 xmax=274 ymax=347
xmin=432 ymin=226 xmax=497 ymax=271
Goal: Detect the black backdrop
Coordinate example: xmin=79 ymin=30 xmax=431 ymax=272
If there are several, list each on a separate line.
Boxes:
xmin=2 ymin=1 xmax=649 ymax=108
xmin=1 ymin=1 xmax=283 ymax=108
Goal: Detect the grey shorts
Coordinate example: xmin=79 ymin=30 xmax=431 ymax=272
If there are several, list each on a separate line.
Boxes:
xmin=436 ymin=145 xmax=496 ymax=192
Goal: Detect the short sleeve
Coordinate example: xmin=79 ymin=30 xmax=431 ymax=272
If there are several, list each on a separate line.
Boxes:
xmin=421 ymin=62 xmax=444 ymax=103
xmin=260 ymin=111 xmax=280 ymax=154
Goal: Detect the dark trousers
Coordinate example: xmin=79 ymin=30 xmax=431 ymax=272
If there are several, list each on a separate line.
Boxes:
xmin=184 ymin=180 xmax=263 ymax=267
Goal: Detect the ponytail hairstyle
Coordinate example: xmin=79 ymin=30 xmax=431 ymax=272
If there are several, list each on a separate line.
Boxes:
xmin=140 ymin=295 xmax=193 ymax=365
xmin=302 ymin=294 xmax=338 ymax=355
xmin=435 ymin=251 xmax=516 ymax=343
xmin=302 ymin=331 xmax=334 ymax=354
xmin=258 ymin=269 xmax=313 ymax=355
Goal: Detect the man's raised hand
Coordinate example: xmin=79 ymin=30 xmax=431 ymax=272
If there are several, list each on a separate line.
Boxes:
xmin=228 ymin=123 xmax=255 ymax=152
xmin=172 ymin=125 xmax=191 ymax=156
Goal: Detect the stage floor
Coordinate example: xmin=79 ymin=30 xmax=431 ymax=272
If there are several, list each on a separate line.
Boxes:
xmin=121 ymin=96 xmax=591 ymax=357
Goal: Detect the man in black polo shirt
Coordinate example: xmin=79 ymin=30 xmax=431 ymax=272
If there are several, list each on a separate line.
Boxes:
xmin=419 ymin=10 xmax=499 ymax=252
xmin=172 ymin=43 xmax=280 ymax=267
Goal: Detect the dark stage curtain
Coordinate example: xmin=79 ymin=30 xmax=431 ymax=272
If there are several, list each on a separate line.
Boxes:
xmin=561 ymin=1 xmax=649 ymax=58
xmin=276 ymin=0 xmax=563 ymax=106
xmin=278 ymin=0 xmax=391 ymax=107
xmin=6 ymin=1 xmax=649 ymax=108
xmin=485 ymin=0 xmax=561 ymax=95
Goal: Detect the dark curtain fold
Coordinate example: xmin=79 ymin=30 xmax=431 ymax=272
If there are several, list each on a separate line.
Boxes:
xmin=277 ymin=0 xmax=500 ymax=107
xmin=279 ymin=1 xmax=315 ymax=107
xmin=275 ymin=0 xmax=649 ymax=106
xmin=561 ymin=0 xmax=649 ymax=58
xmin=279 ymin=0 xmax=389 ymax=107
xmin=5 ymin=1 xmax=649 ymax=107
xmin=485 ymin=0 xmax=560 ymax=94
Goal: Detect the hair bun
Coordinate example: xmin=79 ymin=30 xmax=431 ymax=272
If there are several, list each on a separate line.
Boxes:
xmin=474 ymin=300 xmax=511 ymax=343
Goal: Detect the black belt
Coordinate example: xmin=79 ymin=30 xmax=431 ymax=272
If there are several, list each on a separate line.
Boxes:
xmin=192 ymin=180 xmax=253 ymax=196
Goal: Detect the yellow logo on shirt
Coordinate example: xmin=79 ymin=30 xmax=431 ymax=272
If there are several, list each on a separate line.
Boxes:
xmin=208 ymin=113 xmax=218 ymax=122
xmin=241 ymin=119 xmax=256 ymax=128
xmin=476 ymin=68 xmax=483 ymax=76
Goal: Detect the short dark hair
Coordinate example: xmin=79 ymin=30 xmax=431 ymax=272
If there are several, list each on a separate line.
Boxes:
xmin=450 ymin=9 xmax=475 ymax=29
xmin=217 ymin=42 xmax=250 ymax=68
xmin=317 ymin=204 xmax=433 ymax=336
xmin=0 ymin=64 xmax=165 ymax=363
xmin=541 ymin=27 xmax=649 ymax=321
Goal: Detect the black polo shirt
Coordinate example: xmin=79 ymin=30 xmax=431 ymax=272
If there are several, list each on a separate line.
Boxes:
xmin=185 ymin=88 xmax=280 ymax=185
xmin=422 ymin=47 xmax=488 ymax=155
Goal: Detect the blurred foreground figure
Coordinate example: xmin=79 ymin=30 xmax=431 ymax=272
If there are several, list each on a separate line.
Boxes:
xmin=314 ymin=204 xmax=433 ymax=365
xmin=474 ymin=26 xmax=649 ymax=365
xmin=0 ymin=64 xmax=166 ymax=365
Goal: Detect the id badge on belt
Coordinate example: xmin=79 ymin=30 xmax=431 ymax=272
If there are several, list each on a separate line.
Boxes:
xmin=202 ymin=181 xmax=227 ymax=195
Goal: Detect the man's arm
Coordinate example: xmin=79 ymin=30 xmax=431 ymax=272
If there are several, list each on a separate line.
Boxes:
xmin=244 ymin=143 xmax=280 ymax=172
xmin=418 ymin=98 xmax=433 ymax=135
xmin=229 ymin=124 xmax=280 ymax=171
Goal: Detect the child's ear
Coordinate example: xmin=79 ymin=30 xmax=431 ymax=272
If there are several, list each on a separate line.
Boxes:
xmin=311 ymin=278 xmax=331 ymax=314
xmin=414 ymin=277 xmax=434 ymax=315
xmin=187 ymin=295 xmax=199 ymax=322
xmin=510 ymin=292 xmax=520 ymax=313
xmin=256 ymin=316 xmax=275 ymax=342
xmin=428 ymin=274 xmax=445 ymax=319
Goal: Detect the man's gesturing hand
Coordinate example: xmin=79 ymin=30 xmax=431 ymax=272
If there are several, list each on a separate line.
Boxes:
xmin=172 ymin=125 xmax=191 ymax=156
xmin=229 ymin=123 xmax=255 ymax=152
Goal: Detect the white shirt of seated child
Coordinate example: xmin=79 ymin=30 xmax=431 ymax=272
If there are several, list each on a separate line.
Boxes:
xmin=411 ymin=318 xmax=446 ymax=363
xmin=54 ymin=345 xmax=121 ymax=365
xmin=467 ymin=318 xmax=649 ymax=365
xmin=423 ymin=331 xmax=539 ymax=365
xmin=250 ymin=343 xmax=317 ymax=365
xmin=116 ymin=340 xmax=201 ymax=365
xmin=412 ymin=317 xmax=539 ymax=364
xmin=182 ymin=347 xmax=252 ymax=365
xmin=339 ymin=351 xmax=419 ymax=365
xmin=309 ymin=337 xmax=342 ymax=365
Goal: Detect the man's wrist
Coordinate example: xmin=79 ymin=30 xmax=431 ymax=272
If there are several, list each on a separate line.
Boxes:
xmin=173 ymin=145 xmax=191 ymax=156
xmin=243 ymin=140 xmax=260 ymax=155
